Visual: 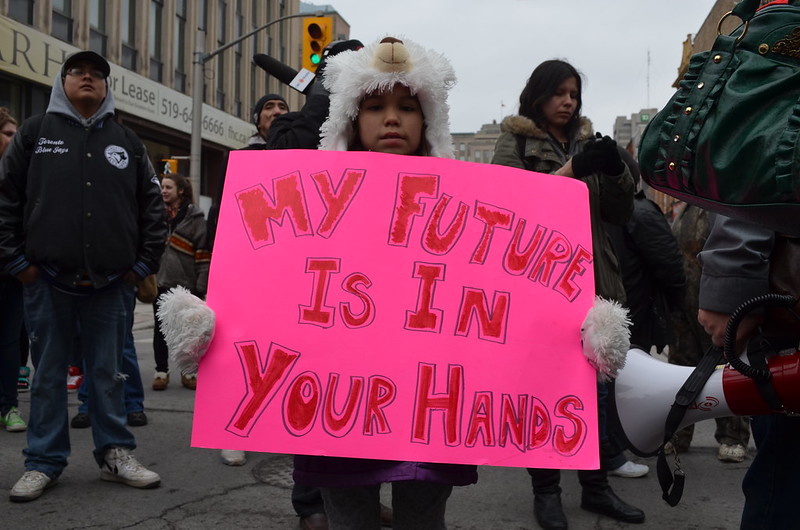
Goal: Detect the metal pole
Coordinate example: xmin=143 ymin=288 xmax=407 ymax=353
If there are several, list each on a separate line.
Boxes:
xmin=190 ymin=32 xmax=205 ymax=203
xmin=188 ymin=10 xmax=325 ymax=203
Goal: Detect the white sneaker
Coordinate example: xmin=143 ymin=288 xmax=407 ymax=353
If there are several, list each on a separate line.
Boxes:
xmin=10 ymin=470 xmax=55 ymax=502
xmin=718 ymin=443 xmax=747 ymax=463
xmin=220 ymin=449 xmax=247 ymax=466
xmin=609 ymin=460 xmax=650 ymax=478
xmin=101 ymin=447 xmax=161 ymax=488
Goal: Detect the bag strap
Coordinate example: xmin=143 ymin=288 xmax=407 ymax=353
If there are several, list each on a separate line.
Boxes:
xmin=656 ymin=345 xmax=724 ymax=506
xmin=515 ymin=134 xmax=532 ymax=171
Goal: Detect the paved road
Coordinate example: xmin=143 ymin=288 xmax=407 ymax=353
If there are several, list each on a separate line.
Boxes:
xmin=1 ymin=300 xmax=753 ymax=529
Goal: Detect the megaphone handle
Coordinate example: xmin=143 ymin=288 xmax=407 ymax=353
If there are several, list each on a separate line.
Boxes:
xmin=746 ymin=345 xmax=786 ymax=411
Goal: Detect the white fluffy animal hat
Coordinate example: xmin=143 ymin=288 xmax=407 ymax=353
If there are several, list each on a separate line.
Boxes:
xmin=319 ymin=36 xmax=457 ymax=158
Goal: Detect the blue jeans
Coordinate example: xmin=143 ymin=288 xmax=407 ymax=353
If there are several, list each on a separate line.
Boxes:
xmin=77 ymin=291 xmax=144 ymax=414
xmin=22 ymin=277 xmax=136 ymax=478
xmin=740 ymin=414 xmax=800 ymax=529
xmin=0 ymin=278 xmax=24 ymax=415
xmin=597 ymin=382 xmax=627 ymax=470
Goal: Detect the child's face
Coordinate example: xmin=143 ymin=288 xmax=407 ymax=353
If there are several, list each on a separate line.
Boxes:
xmin=357 ymin=84 xmax=424 ymax=156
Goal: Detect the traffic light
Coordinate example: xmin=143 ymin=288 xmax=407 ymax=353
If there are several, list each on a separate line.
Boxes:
xmin=302 ymin=16 xmax=333 ymax=72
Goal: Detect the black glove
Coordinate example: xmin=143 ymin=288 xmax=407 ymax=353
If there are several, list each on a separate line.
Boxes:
xmin=571 ymin=133 xmax=625 ymax=178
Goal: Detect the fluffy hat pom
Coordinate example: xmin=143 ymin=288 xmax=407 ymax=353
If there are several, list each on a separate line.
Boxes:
xmin=580 ymin=296 xmax=631 ymax=382
xmin=156 ymin=286 xmax=216 ymax=376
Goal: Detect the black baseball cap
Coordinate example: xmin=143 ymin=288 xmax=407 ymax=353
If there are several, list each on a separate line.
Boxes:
xmin=62 ymin=50 xmax=111 ymax=78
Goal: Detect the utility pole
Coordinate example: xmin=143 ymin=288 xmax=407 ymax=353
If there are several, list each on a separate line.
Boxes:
xmin=189 ymin=9 xmax=326 ymax=202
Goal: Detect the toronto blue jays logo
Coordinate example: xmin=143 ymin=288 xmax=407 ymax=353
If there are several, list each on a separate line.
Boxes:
xmin=104 ymin=145 xmax=129 ymax=169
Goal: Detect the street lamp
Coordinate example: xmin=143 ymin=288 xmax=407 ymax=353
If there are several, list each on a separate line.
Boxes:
xmin=189 ymin=10 xmax=327 ymax=201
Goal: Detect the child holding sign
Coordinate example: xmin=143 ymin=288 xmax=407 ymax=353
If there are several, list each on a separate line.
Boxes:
xmin=290 ymin=37 xmax=478 ymax=529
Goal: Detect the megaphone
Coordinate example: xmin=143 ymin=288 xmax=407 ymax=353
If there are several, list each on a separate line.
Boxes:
xmin=610 ymin=347 xmax=800 ymax=456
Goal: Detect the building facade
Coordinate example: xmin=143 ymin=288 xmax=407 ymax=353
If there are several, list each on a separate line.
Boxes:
xmin=612 ymin=108 xmax=658 ymax=157
xmin=0 ymin=0 xmax=349 ymax=205
xmin=452 ymin=120 xmax=501 ymax=164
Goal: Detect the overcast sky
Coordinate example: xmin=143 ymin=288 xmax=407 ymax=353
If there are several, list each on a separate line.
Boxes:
xmin=312 ymin=0 xmax=718 ymax=134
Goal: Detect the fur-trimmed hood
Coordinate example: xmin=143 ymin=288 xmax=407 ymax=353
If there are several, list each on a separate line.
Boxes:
xmin=319 ymin=37 xmax=456 ymax=158
xmin=500 ymin=114 xmax=594 ymax=142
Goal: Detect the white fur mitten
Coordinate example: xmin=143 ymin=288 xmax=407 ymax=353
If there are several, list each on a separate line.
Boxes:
xmin=156 ymin=286 xmax=216 ymax=376
xmin=580 ymin=296 xmax=631 ymax=382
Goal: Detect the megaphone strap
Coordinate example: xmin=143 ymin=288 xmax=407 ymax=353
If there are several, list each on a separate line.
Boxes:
xmin=657 ymin=452 xmax=685 ymax=507
xmin=657 ymin=345 xmax=723 ymax=506
xmin=672 ymin=347 xmax=725 ymax=407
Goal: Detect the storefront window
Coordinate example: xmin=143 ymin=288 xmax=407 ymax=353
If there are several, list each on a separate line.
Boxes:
xmin=0 ymin=75 xmax=23 ymax=121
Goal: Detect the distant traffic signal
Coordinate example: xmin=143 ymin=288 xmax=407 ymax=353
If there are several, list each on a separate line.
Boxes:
xmin=302 ymin=16 xmax=333 ymax=72
xmin=161 ymin=158 xmax=178 ymax=175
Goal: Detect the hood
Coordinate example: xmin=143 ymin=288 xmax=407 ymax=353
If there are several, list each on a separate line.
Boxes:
xmin=46 ymin=71 xmax=115 ymax=127
xmin=500 ymin=114 xmax=594 ymax=142
xmin=319 ymin=36 xmax=456 ymax=158
xmin=247 ymin=133 xmax=267 ymax=146
xmin=186 ymin=202 xmax=206 ymax=220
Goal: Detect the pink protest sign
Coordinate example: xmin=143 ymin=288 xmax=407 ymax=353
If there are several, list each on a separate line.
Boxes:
xmin=193 ymin=149 xmax=598 ymax=469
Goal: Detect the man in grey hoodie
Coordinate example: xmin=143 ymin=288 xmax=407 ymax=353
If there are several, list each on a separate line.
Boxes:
xmin=0 ymin=50 xmax=166 ymax=502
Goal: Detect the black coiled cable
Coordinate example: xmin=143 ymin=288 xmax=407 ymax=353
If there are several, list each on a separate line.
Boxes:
xmin=723 ymin=293 xmax=797 ymax=380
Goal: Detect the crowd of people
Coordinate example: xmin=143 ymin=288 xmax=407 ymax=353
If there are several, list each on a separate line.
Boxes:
xmin=0 ymin=34 xmax=795 ymax=530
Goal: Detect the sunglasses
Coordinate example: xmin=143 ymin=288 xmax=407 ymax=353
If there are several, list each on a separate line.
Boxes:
xmin=65 ymin=67 xmax=106 ymax=80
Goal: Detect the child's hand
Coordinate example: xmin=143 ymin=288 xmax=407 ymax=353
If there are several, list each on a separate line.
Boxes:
xmin=554 ymin=158 xmax=575 ymax=178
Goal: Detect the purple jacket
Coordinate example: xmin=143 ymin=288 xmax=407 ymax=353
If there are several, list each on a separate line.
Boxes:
xmin=293 ymin=455 xmax=478 ymax=488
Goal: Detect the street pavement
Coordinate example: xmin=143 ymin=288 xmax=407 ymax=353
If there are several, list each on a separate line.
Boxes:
xmin=1 ymin=299 xmax=754 ymax=529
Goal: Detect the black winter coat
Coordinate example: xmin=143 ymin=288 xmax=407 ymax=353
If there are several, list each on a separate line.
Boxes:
xmin=605 ymin=192 xmax=686 ymax=350
xmin=0 ymin=113 xmax=165 ymax=288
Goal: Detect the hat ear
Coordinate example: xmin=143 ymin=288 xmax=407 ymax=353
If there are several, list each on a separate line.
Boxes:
xmin=317 ymin=39 xmax=364 ymax=79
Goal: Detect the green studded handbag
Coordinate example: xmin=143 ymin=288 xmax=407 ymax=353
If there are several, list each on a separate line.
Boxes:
xmin=639 ymin=0 xmax=800 ymax=235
